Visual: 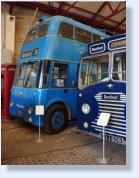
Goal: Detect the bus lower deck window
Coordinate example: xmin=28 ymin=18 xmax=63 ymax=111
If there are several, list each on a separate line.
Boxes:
xmin=80 ymin=54 xmax=109 ymax=88
xmin=112 ymin=52 xmax=126 ymax=81
xmin=13 ymin=64 xmax=26 ymax=87
xmin=52 ymin=63 xmax=69 ymax=86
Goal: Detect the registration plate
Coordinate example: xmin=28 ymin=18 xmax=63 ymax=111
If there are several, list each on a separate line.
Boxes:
xmin=105 ymin=135 xmax=124 ymax=144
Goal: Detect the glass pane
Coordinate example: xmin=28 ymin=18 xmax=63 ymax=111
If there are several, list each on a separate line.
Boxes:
xmin=13 ymin=64 xmax=26 ymax=87
xmin=52 ymin=63 xmax=68 ymax=87
xmin=42 ymin=61 xmax=51 ymax=88
xmin=79 ymin=55 xmax=109 ymax=88
xmin=75 ymin=27 xmax=91 ymax=44
xmin=24 ymin=62 xmax=39 ymax=88
xmin=24 ymin=29 xmax=37 ymax=43
xmin=112 ymin=52 xmax=126 ymax=81
xmin=35 ymin=24 xmax=48 ymax=38
xmin=93 ymin=34 xmax=102 ymax=42
xmin=59 ymin=22 xmax=73 ymax=40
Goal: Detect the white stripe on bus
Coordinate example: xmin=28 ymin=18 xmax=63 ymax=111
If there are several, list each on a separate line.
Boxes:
xmin=99 ymin=106 xmax=124 ymax=111
xmin=91 ymin=124 xmax=126 ymax=134
xmin=99 ymin=109 xmax=124 ymax=115
xmin=91 ymin=122 xmax=126 ymax=130
xmin=96 ymin=99 xmax=126 ymax=103
xmin=98 ymin=102 xmax=125 ymax=107
xmin=95 ymin=128 xmax=126 ymax=137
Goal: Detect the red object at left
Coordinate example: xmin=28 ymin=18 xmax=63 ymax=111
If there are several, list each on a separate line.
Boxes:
xmin=1 ymin=64 xmax=16 ymax=120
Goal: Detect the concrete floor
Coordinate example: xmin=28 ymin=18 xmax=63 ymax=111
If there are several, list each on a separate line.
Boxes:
xmin=1 ymin=119 xmax=126 ymax=165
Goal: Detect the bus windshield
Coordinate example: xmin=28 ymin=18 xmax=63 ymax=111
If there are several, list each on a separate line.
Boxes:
xmin=13 ymin=62 xmax=40 ymax=88
xmin=79 ymin=54 xmax=109 ymax=89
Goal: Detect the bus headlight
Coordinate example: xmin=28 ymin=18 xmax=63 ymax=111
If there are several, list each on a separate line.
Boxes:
xmin=82 ymin=103 xmax=90 ymax=114
xmin=28 ymin=107 xmax=33 ymax=115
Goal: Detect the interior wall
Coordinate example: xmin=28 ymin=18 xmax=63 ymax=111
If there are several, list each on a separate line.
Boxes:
xmin=1 ymin=3 xmax=51 ymax=64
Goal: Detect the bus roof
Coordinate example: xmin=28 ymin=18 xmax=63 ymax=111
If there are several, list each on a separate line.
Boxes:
xmin=30 ymin=15 xmax=109 ymax=37
xmin=82 ymin=33 xmax=126 ymax=57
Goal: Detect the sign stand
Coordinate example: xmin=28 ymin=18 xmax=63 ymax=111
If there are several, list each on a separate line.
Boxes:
xmin=35 ymin=105 xmax=44 ymax=144
xmin=96 ymin=113 xmax=111 ymax=164
xmin=97 ymin=126 xmax=110 ymax=164
xmin=36 ymin=116 xmax=43 ymax=143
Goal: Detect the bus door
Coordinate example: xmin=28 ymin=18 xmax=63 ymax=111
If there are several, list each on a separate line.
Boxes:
xmin=78 ymin=50 xmax=126 ymax=144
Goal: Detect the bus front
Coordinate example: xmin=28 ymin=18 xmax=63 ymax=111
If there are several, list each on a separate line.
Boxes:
xmin=77 ymin=34 xmax=126 ymax=144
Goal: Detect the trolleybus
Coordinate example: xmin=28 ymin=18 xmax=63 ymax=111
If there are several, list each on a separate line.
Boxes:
xmin=77 ymin=34 xmax=126 ymax=144
xmin=9 ymin=16 xmax=108 ymax=134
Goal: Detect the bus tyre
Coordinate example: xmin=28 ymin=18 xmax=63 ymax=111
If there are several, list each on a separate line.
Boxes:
xmin=44 ymin=104 xmax=68 ymax=134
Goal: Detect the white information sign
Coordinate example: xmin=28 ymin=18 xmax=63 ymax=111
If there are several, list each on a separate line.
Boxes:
xmin=97 ymin=113 xmax=111 ymax=127
xmin=35 ymin=105 xmax=44 ymax=115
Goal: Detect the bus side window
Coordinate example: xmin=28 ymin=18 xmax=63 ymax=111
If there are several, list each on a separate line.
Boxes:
xmin=59 ymin=22 xmax=73 ymax=40
xmin=35 ymin=24 xmax=48 ymax=38
xmin=80 ymin=63 xmax=87 ymax=88
xmin=112 ymin=52 xmax=126 ymax=81
xmin=52 ymin=63 xmax=69 ymax=87
xmin=93 ymin=34 xmax=103 ymax=42
xmin=75 ymin=28 xmax=91 ymax=44
xmin=42 ymin=61 xmax=51 ymax=88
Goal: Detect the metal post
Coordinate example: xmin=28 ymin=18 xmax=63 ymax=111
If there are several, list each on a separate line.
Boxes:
xmin=103 ymin=126 xmax=105 ymax=161
xmin=97 ymin=126 xmax=110 ymax=164
xmin=36 ymin=116 xmax=43 ymax=143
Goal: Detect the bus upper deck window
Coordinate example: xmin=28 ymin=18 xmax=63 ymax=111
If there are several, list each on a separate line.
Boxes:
xmin=93 ymin=34 xmax=102 ymax=42
xmin=35 ymin=24 xmax=48 ymax=38
xmin=59 ymin=22 xmax=73 ymax=40
xmin=75 ymin=28 xmax=91 ymax=44
xmin=112 ymin=52 xmax=126 ymax=81
xmin=24 ymin=30 xmax=37 ymax=43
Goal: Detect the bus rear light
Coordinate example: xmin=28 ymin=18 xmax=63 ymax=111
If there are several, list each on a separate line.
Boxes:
xmin=82 ymin=103 xmax=90 ymax=114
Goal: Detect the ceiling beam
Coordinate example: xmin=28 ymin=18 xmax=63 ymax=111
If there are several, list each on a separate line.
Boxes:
xmin=98 ymin=6 xmax=126 ymax=24
xmin=62 ymin=2 xmax=125 ymax=28
xmin=114 ymin=17 xmax=126 ymax=30
xmin=107 ymin=2 xmax=114 ymax=13
xmin=115 ymin=2 xmax=121 ymax=11
xmin=10 ymin=1 xmax=125 ymax=34
xmin=91 ymin=2 xmax=107 ymax=21
xmin=64 ymin=2 xmax=77 ymax=13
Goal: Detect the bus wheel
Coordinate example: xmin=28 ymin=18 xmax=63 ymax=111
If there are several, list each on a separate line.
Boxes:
xmin=44 ymin=104 xmax=68 ymax=134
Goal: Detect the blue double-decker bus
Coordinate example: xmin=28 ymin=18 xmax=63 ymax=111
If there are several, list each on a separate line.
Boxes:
xmin=77 ymin=34 xmax=126 ymax=144
xmin=9 ymin=16 xmax=108 ymax=134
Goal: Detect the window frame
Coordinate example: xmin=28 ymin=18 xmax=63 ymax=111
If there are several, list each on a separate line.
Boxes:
xmin=58 ymin=22 xmax=74 ymax=40
xmin=75 ymin=27 xmax=92 ymax=44
xmin=79 ymin=52 xmax=110 ymax=90
xmin=23 ymin=61 xmax=40 ymax=89
xmin=50 ymin=61 xmax=69 ymax=88
xmin=35 ymin=24 xmax=49 ymax=39
xmin=13 ymin=63 xmax=26 ymax=87
xmin=111 ymin=50 xmax=126 ymax=82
